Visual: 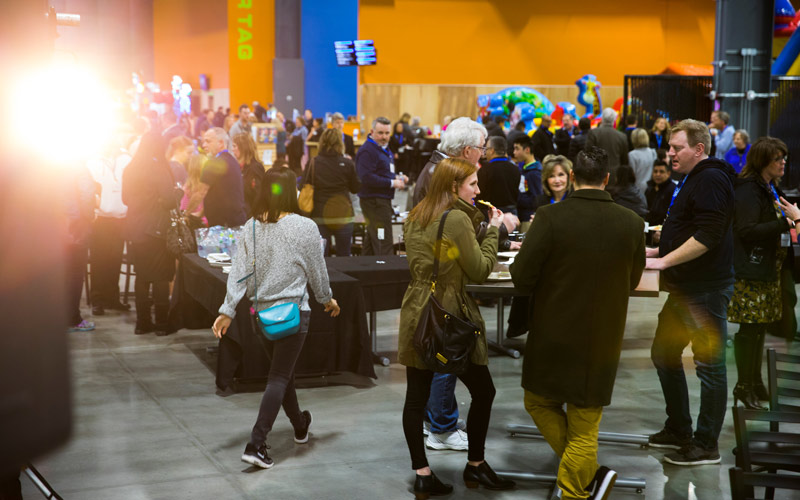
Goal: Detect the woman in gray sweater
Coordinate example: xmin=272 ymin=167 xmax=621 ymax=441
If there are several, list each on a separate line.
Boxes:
xmin=213 ymin=167 xmax=340 ymax=470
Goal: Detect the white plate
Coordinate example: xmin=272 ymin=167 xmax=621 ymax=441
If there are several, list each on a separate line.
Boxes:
xmin=497 ymin=251 xmax=518 ymax=259
xmin=487 ymin=271 xmax=512 ymax=281
xmin=207 ymin=253 xmax=231 ymax=263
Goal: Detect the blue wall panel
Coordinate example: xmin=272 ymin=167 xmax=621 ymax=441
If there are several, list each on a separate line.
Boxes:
xmin=301 ymin=0 xmax=358 ymax=117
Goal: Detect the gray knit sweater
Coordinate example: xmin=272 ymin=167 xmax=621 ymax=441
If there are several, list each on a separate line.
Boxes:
xmin=219 ymin=214 xmax=332 ymax=318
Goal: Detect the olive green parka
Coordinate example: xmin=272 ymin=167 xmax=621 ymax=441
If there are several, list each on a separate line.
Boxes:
xmin=398 ymin=198 xmax=499 ymax=369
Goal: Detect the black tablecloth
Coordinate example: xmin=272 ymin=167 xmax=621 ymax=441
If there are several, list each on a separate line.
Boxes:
xmin=325 ymin=255 xmax=411 ymax=312
xmin=179 ymin=254 xmax=375 ymax=391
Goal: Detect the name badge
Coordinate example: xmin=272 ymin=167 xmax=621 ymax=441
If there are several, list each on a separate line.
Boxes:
xmin=518 ymin=177 xmax=526 ymax=192
xmin=390 ymin=162 xmax=396 ymax=173
xmin=377 ymin=228 xmax=385 ymax=240
xmin=781 ymin=233 xmax=791 ymax=247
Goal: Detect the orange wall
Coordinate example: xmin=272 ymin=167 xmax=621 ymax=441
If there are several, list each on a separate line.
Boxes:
xmin=227 ymin=0 xmax=275 ymax=108
xmin=359 ymin=0 xmax=716 ymax=86
xmin=153 ymin=0 xmax=229 ymax=90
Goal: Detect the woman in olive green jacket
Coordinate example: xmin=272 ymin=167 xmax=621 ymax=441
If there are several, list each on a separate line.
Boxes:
xmin=399 ymin=157 xmax=514 ymax=498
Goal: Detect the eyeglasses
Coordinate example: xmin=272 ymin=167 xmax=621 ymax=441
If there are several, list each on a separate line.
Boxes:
xmin=774 ymin=156 xmax=788 ymax=163
xmin=472 ymin=146 xmax=488 ymax=153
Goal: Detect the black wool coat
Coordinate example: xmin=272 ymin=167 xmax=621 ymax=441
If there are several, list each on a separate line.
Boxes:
xmin=510 ymin=189 xmax=645 ymax=407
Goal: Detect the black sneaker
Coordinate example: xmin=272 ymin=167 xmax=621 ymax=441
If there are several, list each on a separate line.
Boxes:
xmin=587 ymin=466 xmax=617 ymax=500
xmin=241 ymin=443 xmax=273 ymax=469
xmin=648 ymin=428 xmax=692 ymax=450
xmin=294 ymin=410 xmax=312 ymax=444
xmin=663 ymin=444 xmax=720 ymax=466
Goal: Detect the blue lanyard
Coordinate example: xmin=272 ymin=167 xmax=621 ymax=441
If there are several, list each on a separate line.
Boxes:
xmin=656 ymin=134 xmax=663 ymax=148
xmin=665 ymin=175 xmax=688 ymax=220
xmin=770 ymin=183 xmax=787 ymax=218
xmin=367 ymin=136 xmax=392 ymax=159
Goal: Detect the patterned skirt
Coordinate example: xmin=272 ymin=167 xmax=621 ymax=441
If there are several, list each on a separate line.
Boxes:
xmin=727 ymin=247 xmax=787 ymax=324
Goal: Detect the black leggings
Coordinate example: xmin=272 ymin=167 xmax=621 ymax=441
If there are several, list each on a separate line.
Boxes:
xmin=403 ymin=363 xmax=496 ymax=470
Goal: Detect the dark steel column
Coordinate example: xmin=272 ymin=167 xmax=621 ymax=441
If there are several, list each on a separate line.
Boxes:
xmin=274 ymin=0 xmax=304 ymax=114
xmin=712 ymin=0 xmax=774 ymax=139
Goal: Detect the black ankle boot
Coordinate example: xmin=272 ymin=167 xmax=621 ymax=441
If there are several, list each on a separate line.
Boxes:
xmin=414 ymin=472 xmax=452 ymax=500
xmin=733 ymin=382 xmax=767 ymax=410
xmin=463 ymin=461 xmax=515 ymax=490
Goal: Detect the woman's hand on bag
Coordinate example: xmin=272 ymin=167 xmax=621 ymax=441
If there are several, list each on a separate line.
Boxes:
xmin=489 ymin=207 xmax=504 ymax=228
xmin=212 ymin=314 xmax=232 ymax=338
xmin=324 ymin=299 xmax=340 ymax=317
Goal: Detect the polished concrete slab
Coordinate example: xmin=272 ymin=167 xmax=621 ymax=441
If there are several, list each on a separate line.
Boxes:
xmin=21 ymin=290 xmax=800 ymax=499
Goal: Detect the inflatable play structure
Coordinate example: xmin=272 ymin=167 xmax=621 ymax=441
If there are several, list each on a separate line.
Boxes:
xmin=476 ymin=74 xmax=602 ymax=132
xmin=773 ymin=0 xmax=800 ymax=75
xmin=477 ymin=86 xmax=555 ymax=133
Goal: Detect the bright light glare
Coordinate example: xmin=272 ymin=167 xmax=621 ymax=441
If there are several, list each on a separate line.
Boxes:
xmin=11 ymin=62 xmax=115 ymax=164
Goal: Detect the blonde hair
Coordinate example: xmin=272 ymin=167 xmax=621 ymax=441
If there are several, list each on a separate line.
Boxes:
xmin=631 ymin=128 xmax=650 ymax=149
xmin=670 ymin=119 xmax=711 ymax=155
xmin=166 ymin=135 xmax=192 ymax=160
xmin=541 ymin=154 xmax=572 ymax=197
xmin=408 ymin=158 xmax=477 ymax=228
xmin=232 ymin=132 xmax=259 ymax=166
xmin=319 ymin=128 xmax=344 ymax=155
xmin=184 ymin=154 xmax=207 ymax=194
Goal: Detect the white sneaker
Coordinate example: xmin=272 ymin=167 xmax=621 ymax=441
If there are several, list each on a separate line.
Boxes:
xmin=426 ymin=429 xmax=469 ymax=451
xmin=423 ymin=419 xmax=466 ymax=436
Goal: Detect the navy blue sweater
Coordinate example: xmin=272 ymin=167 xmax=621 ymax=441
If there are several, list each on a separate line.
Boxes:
xmin=356 ymin=137 xmax=395 ymax=199
xmin=658 ymin=157 xmax=737 ymax=293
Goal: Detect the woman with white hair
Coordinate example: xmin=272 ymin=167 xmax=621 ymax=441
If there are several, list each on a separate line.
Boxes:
xmin=628 ymin=128 xmax=657 ymax=194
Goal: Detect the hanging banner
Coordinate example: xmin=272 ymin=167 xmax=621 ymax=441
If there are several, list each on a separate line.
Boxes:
xmin=228 ymin=0 xmax=274 ymax=109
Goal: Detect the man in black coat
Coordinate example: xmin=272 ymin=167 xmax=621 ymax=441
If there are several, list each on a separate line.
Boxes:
xmin=645 ymin=119 xmax=736 ymax=466
xmin=531 ymin=113 xmax=555 ymax=161
xmin=586 ymin=108 xmax=628 ymax=172
xmin=511 ymin=146 xmax=645 ymax=500
xmin=554 ymin=113 xmax=576 ymax=157
xmin=645 ymin=159 xmax=676 ymax=227
xmin=567 ymin=117 xmax=591 ymax=164
xmin=477 ymin=136 xmax=520 ymax=214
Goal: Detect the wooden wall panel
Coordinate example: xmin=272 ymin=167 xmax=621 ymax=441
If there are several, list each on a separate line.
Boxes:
xmin=360 ymin=84 xmax=624 ymax=133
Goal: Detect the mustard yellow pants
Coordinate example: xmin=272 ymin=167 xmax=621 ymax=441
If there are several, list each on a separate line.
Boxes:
xmin=524 ymin=390 xmax=603 ymax=500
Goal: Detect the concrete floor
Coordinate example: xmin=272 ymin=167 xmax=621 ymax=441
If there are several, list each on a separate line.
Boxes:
xmin=21 ymin=288 xmax=800 ymax=500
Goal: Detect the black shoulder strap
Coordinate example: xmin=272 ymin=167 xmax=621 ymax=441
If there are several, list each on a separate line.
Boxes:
xmin=430 ymin=210 xmax=451 ymax=292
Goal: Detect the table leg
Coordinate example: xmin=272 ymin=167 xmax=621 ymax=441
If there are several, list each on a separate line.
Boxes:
xmin=507 ymin=424 xmax=650 ymax=447
xmin=369 ymin=310 xmax=390 ymax=366
xmin=488 ymin=297 xmax=519 ymax=358
xmin=493 ymin=470 xmax=645 ymax=494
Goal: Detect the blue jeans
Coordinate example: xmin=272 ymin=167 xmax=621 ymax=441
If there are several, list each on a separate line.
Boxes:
xmin=650 ymin=287 xmax=733 ymax=449
xmin=425 ymin=372 xmax=459 ymax=433
xmin=317 ymin=222 xmax=354 ymax=257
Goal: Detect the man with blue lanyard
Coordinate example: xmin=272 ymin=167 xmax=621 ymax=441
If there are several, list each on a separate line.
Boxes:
xmin=356 ymin=116 xmax=407 ymax=255
xmin=645 ymin=119 xmax=737 ymax=466
xmin=192 ymin=127 xmax=247 ymax=228
xmin=512 ymin=135 xmax=543 ymax=224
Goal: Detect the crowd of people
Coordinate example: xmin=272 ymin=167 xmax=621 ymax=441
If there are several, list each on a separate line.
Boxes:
xmin=63 ymin=100 xmax=799 ymax=500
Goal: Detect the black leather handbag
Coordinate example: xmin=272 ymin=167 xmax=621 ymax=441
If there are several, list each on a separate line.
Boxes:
xmin=413 ymin=210 xmax=481 ymax=374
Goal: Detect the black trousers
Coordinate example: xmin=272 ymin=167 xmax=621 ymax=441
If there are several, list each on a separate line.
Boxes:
xmin=359 ymin=197 xmax=394 ymax=256
xmin=403 ymin=363 xmax=496 ymax=470
xmin=135 ymin=279 xmax=170 ymax=330
xmin=90 ymin=216 xmax=125 ymax=307
xmin=66 ymin=244 xmax=88 ymax=326
xmin=250 ymin=311 xmax=311 ymax=446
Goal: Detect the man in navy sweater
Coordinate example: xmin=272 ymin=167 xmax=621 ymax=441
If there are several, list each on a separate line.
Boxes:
xmin=645 ymin=119 xmax=737 ymax=466
xmin=356 ymin=116 xmax=407 ymax=255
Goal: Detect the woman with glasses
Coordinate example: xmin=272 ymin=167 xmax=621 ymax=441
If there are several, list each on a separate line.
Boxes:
xmin=728 ymin=137 xmax=799 ymax=409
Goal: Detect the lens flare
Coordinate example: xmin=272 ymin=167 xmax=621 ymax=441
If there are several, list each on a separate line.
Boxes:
xmin=10 ymin=61 xmax=116 ymax=165
xmin=271 ymin=183 xmax=282 ymax=195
